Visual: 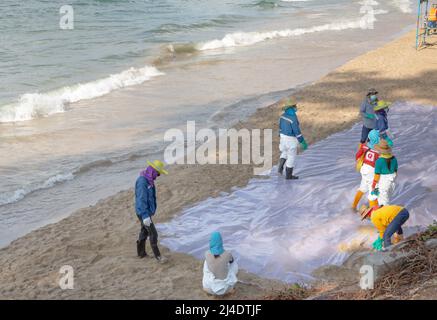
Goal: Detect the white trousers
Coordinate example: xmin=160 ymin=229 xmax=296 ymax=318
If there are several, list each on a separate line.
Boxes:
xmin=359 ymin=164 xmax=375 ymax=200
xmin=279 ymin=134 xmax=298 ymax=168
xmin=376 ymin=173 xmax=397 ymax=205
xmin=202 ymin=261 xmax=239 ymax=296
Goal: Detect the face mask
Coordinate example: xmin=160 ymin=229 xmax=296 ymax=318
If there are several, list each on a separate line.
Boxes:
xmin=369 ymin=95 xmax=377 ymax=102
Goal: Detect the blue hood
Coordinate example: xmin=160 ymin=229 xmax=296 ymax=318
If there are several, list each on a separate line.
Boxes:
xmin=210 ymin=231 xmax=225 ymax=256
xmin=367 ymin=129 xmax=380 ymax=149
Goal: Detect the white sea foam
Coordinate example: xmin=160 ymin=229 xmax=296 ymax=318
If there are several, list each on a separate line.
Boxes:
xmin=0 ymin=66 xmax=164 ymax=123
xmin=391 ymin=0 xmax=413 ymax=13
xmin=196 ymin=16 xmax=385 ymax=51
xmin=0 ymin=172 xmax=75 ymax=206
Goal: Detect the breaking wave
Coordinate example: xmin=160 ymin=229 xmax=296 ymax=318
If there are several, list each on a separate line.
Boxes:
xmin=195 ymin=17 xmax=383 ymax=51
xmin=0 ymin=66 xmax=164 ymax=123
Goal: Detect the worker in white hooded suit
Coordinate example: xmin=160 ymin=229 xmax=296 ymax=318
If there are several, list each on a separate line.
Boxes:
xmin=203 ymin=231 xmax=238 ymax=296
xmin=277 ymin=97 xmax=308 ymax=179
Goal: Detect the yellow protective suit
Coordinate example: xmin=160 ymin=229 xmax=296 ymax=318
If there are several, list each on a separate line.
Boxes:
xmin=370 ymin=205 xmax=404 ymax=239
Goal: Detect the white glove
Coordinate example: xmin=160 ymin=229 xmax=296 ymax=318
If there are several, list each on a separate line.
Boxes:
xmin=142 ymin=217 xmax=152 ymax=227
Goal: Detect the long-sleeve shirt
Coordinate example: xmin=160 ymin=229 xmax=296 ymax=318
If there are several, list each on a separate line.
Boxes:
xmin=135 ymin=176 xmax=157 ymax=220
xmin=370 ymin=205 xmax=405 ymax=238
xmin=279 ymin=109 xmax=304 ymax=143
xmin=360 ymin=98 xmax=377 ymax=129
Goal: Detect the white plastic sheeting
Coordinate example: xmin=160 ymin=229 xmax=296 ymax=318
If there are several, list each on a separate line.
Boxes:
xmin=158 ymin=102 xmax=437 ymax=283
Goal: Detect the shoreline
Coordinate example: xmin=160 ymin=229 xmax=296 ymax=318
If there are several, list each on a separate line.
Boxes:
xmin=1 ymin=29 xmax=436 ymax=299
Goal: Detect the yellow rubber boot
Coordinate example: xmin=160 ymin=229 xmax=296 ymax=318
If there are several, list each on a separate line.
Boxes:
xmin=369 ymin=199 xmax=379 ymax=208
xmin=352 ymin=190 xmax=364 ymax=210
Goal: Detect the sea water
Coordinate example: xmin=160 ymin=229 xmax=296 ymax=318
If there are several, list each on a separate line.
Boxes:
xmin=0 ymin=0 xmax=417 ymax=247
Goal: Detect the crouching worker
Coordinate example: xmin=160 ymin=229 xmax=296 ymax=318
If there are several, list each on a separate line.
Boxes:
xmin=360 ymin=204 xmax=409 ymax=251
xmin=203 ymin=232 xmax=238 ymax=296
xmin=135 ymin=160 xmax=168 ymax=263
xmin=278 ymin=97 xmax=308 ymax=180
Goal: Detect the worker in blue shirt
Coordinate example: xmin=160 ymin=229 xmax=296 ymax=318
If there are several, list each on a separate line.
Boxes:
xmin=135 ymin=160 xmax=168 ymax=263
xmin=278 ymin=97 xmax=308 ymax=180
xmin=359 ymin=88 xmax=379 ymax=144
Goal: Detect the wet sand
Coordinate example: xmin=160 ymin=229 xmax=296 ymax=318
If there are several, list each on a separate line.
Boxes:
xmin=0 ymin=30 xmax=436 ymax=299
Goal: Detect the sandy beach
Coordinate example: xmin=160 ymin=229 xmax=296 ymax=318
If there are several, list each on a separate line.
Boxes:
xmin=0 ymin=30 xmax=436 ymax=300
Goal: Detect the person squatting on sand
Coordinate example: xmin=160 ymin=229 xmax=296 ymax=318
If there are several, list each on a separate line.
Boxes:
xmin=359 ymin=88 xmax=379 ymax=144
xmin=374 ymin=100 xmax=393 ymax=147
xmin=353 ymin=129 xmax=380 ymax=210
xmin=135 ymin=160 xmax=168 ymax=263
xmin=278 ymin=97 xmax=308 ymax=180
xmin=371 ymin=139 xmax=398 ymax=206
xmin=360 ymin=204 xmax=409 ymax=251
xmin=202 ymin=231 xmax=238 ymax=296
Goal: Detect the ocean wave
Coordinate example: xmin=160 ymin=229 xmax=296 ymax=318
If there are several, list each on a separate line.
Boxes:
xmin=195 ymin=17 xmax=383 ymax=51
xmin=0 ymin=172 xmax=75 ymax=206
xmin=391 ymin=0 xmax=412 ymax=13
xmin=0 ymin=65 xmax=164 ymax=123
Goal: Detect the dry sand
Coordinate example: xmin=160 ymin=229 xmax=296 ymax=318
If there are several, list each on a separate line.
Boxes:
xmin=0 ymin=30 xmax=436 ymax=299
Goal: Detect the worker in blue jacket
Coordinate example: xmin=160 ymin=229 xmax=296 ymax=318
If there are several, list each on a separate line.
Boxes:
xmin=135 ymin=160 xmax=168 ymax=262
xmin=278 ymin=97 xmax=308 ymax=180
xmin=374 ymin=100 xmax=393 ymax=147
xmin=359 ymin=88 xmax=378 ymax=144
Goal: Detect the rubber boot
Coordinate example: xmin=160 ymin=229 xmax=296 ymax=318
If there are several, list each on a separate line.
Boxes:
xmin=352 ymin=190 xmax=364 ymax=210
xmin=278 ymin=158 xmax=286 ymax=175
xmin=285 ymin=167 xmax=299 ymax=180
xmin=136 ymin=240 xmax=147 ymax=258
xmin=369 ymin=199 xmax=379 ymax=208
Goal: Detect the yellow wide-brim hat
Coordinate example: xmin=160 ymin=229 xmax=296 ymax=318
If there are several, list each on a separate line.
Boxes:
xmin=374 ymin=100 xmax=391 ymax=111
xmin=147 ymin=160 xmax=168 ymax=175
xmin=281 ymin=97 xmax=298 ymax=111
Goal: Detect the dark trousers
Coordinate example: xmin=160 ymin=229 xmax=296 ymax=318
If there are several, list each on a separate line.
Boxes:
xmin=360 ymin=125 xmax=372 ymax=144
xmin=138 ymin=217 xmax=161 ymax=258
xmin=383 ymin=209 xmax=410 ymax=248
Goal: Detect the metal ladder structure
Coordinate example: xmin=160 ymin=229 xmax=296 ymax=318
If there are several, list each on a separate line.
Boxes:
xmin=416 ymin=0 xmax=437 ymax=49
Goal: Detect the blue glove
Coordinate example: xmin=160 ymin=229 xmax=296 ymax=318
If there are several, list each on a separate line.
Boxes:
xmin=372 ymin=237 xmax=383 ymax=251
xmin=365 ymin=113 xmax=375 ymax=119
xmin=300 ymin=140 xmax=308 ymax=151
xmin=371 ymin=188 xmax=380 ymax=196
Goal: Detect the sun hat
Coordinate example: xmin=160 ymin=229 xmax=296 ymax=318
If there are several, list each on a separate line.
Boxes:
xmin=147 ymin=160 xmax=168 ymax=175
xmin=366 ymin=88 xmax=378 ymax=96
xmin=374 ymin=100 xmax=391 ymax=111
xmin=374 ymin=139 xmax=392 ymax=155
xmin=281 ymin=97 xmax=298 ymax=111
xmin=359 ymin=205 xmax=373 ymax=221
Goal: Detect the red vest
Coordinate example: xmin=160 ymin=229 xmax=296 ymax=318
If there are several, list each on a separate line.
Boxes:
xmin=363 ymin=148 xmax=379 ymax=167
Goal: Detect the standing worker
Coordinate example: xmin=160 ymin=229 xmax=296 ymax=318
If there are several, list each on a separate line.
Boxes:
xmin=359 ymin=88 xmax=379 ymax=144
xmin=277 ymin=97 xmax=308 ymax=180
xmin=352 ymin=129 xmax=380 ymax=210
xmin=371 ymin=139 xmax=398 ymax=206
xmin=360 ymin=204 xmax=410 ymax=251
xmin=374 ymin=100 xmax=393 ymax=147
xmin=135 ymin=160 xmax=168 ymax=263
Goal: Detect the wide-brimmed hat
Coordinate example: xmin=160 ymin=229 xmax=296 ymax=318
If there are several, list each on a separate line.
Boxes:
xmin=374 ymin=139 xmax=392 ymax=154
xmin=366 ymin=88 xmax=378 ymax=96
xmin=281 ymin=97 xmax=298 ymax=110
xmin=147 ymin=160 xmax=168 ymax=175
xmin=359 ymin=205 xmax=372 ymax=220
xmin=374 ymin=100 xmax=391 ymax=111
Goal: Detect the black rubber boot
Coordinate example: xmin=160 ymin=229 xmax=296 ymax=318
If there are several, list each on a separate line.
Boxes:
xmin=278 ymin=158 xmax=286 ymax=175
xmin=285 ymin=167 xmax=299 ymax=180
xmin=136 ymin=240 xmax=147 ymax=258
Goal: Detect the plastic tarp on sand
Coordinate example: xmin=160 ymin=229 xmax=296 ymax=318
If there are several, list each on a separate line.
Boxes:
xmin=158 ymin=102 xmax=437 ymax=283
